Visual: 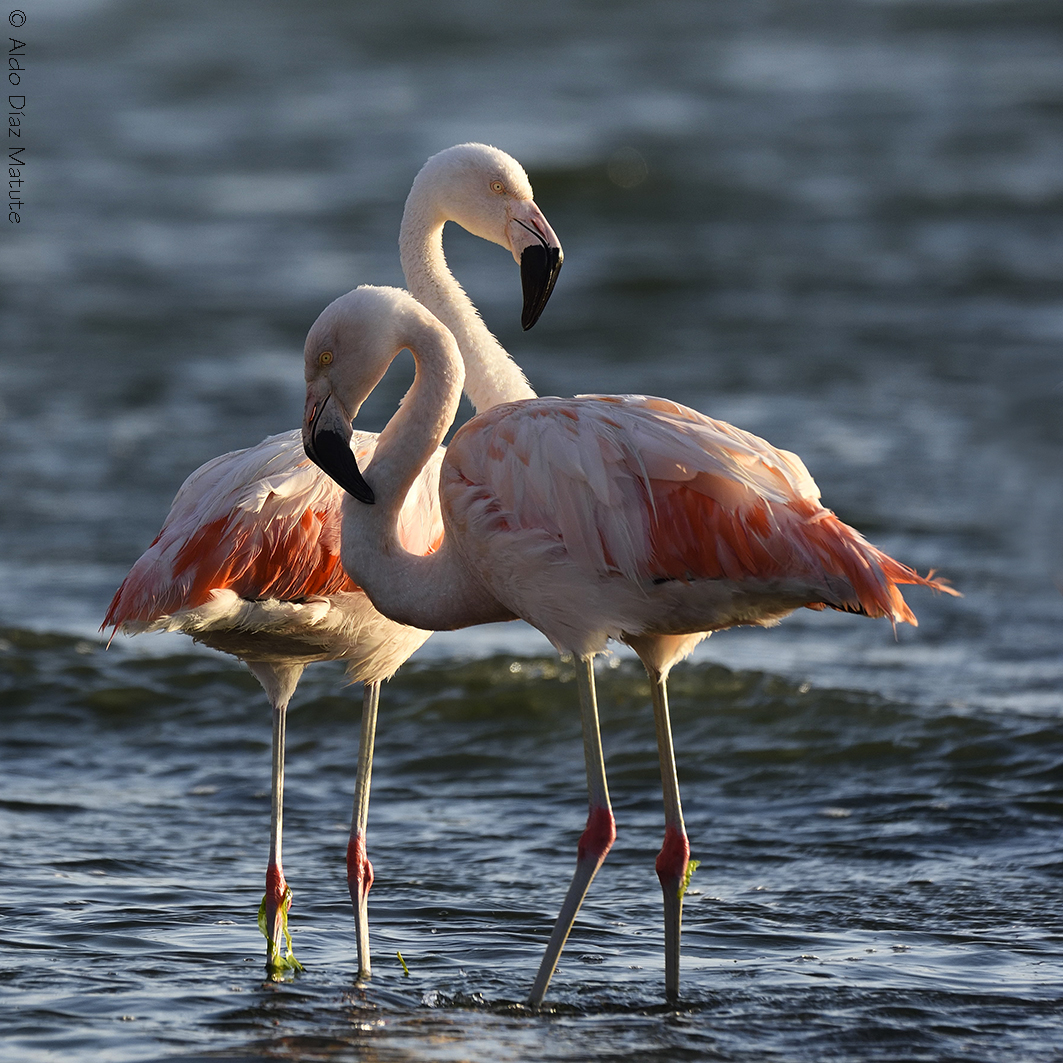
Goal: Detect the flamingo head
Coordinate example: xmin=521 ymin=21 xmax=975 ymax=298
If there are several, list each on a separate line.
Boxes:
xmin=407 ymin=143 xmax=564 ymax=329
xmin=302 ymin=286 xmax=463 ymax=504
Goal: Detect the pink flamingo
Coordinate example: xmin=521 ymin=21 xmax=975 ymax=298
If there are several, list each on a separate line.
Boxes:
xmin=301 ymin=285 xmax=958 ymax=1005
xmin=104 ymin=144 xmax=563 ymax=975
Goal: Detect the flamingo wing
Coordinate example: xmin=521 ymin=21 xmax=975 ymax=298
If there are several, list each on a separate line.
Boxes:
xmin=446 ymin=396 xmax=954 ymax=625
xmin=104 ymin=430 xmax=360 ymax=630
xmin=106 ymin=428 xmax=447 ymax=633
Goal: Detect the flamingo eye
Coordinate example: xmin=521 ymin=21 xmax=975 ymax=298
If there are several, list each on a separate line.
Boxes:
xmin=490 ymin=180 xmax=506 ymax=194
xmin=319 ymin=351 xmax=333 ymax=366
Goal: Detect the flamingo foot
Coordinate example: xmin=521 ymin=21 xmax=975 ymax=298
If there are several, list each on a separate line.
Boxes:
xmin=259 ymin=863 xmax=303 ymax=976
xmin=347 ymin=832 xmax=375 ymax=979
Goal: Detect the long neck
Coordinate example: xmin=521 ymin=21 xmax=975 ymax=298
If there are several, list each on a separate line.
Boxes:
xmin=400 ymin=191 xmax=537 ymax=412
xmin=342 ymin=321 xmax=514 ymax=631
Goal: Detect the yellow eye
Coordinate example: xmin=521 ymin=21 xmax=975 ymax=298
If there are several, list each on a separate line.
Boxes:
xmin=319 ymin=351 xmax=333 ymax=366
xmin=490 ymin=180 xmax=505 ymax=194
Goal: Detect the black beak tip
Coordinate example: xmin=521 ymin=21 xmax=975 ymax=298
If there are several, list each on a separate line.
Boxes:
xmin=520 ymin=245 xmax=563 ymax=331
xmin=305 ymin=428 xmax=375 ymax=504
xmin=353 ymin=483 xmax=376 ymax=505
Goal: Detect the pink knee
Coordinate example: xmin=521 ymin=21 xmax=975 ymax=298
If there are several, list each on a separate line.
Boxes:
xmin=577 ymin=805 xmax=617 ymax=864
xmin=655 ymin=824 xmax=690 ymax=886
xmin=346 ymin=833 xmax=374 ymax=903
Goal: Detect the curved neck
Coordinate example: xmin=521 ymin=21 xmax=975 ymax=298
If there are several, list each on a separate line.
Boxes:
xmin=343 ymin=320 xmax=513 ymax=631
xmin=400 ymin=189 xmax=537 ymax=413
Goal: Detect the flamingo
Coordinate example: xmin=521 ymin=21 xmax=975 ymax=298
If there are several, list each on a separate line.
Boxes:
xmin=301 ymin=285 xmax=958 ymax=1006
xmin=103 ymin=144 xmax=563 ymax=976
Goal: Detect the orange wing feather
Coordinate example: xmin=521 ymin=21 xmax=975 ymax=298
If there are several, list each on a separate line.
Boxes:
xmin=105 ymin=429 xmax=445 ymax=633
xmin=104 ymin=491 xmax=358 ymax=629
xmin=647 ymin=484 xmax=953 ymax=623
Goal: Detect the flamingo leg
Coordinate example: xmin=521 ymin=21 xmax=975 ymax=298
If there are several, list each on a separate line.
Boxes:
xmin=527 ymin=655 xmax=616 ymax=1007
xmin=260 ymin=694 xmax=302 ymax=974
xmin=347 ymin=679 xmax=379 ymax=981
xmin=648 ymin=670 xmax=690 ymax=1001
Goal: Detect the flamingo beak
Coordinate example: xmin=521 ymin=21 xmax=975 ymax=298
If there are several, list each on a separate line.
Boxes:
xmin=520 ymin=244 xmax=563 ymax=330
xmin=508 ymin=204 xmax=564 ymax=330
xmin=303 ymin=392 xmax=375 ymax=504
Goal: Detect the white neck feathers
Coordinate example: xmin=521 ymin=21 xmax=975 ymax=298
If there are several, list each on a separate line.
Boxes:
xmin=341 ymin=309 xmax=513 ymax=631
xmin=400 ymin=182 xmax=536 ymax=413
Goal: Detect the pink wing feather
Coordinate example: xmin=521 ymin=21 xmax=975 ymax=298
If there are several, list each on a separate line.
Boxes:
xmin=448 ymin=395 xmax=955 ymax=624
xmin=104 ymin=429 xmax=444 ymax=630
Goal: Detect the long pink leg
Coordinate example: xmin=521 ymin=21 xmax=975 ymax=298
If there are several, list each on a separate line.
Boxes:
xmin=249 ymin=662 xmax=304 ymax=975
xmin=347 ymin=679 xmax=379 ymax=980
xmin=648 ymin=669 xmax=690 ymax=1001
xmin=527 ymin=655 xmax=616 ymax=1007
xmin=263 ymin=695 xmax=296 ymax=971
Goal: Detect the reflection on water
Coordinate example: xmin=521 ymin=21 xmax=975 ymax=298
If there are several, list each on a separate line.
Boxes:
xmin=2 ymin=0 xmax=1063 ymax=1060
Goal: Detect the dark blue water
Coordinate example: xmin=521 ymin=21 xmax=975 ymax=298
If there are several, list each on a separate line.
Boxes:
xmin=2 ymin=1 xmax=1062 ymax=1059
